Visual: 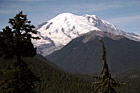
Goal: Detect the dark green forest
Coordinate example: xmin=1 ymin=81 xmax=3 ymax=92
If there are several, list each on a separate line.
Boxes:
xmin=0 ymin=55 xmax=140 ymax=93
xmin=0 ymin=55 xmax=94 ymax=93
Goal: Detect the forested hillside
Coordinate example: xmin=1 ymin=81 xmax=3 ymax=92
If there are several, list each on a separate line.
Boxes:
xmin=0 ymin=55 xmax=94 ymax=93
xmin=0 ymin=55 xmax=140 ymax=93
xmin=47 ymin=31 xmax=140 ymax=74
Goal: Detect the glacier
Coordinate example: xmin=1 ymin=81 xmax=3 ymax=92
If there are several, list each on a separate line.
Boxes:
xmin=32 ymin=13 xmax=140 ymax=56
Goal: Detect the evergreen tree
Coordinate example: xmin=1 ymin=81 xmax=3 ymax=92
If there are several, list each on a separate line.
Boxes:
xmin=0 ymin=11 xmax=40 ymax=93
xmin=0 ymin=11 xmax=39 ymax=62
xmin=93 ymin=40 xmax=125 ymax=93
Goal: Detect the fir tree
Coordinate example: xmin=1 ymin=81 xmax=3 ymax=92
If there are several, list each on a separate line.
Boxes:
xmin=0 ymin=11 xmax=39 ymax=62
xmin=93 ymin=40 xmax=125 ymax=93
xmin=0 ymin=11 xmax=40 ymax=93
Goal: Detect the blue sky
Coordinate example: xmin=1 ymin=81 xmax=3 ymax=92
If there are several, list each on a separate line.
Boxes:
xmin=0 ymin=0 xmax=140 ymax=34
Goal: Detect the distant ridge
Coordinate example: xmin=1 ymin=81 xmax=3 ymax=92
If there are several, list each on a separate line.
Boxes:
xmin=47 ymin=31 xmax=140 ymax=74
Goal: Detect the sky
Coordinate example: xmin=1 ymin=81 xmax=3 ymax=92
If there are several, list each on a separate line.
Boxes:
xmin=0 ymin=0 xmax=140 ymax=34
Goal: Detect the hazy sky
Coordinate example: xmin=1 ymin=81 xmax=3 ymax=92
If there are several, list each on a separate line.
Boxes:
xmin=0 ymin=0 xmax=140 ymax=34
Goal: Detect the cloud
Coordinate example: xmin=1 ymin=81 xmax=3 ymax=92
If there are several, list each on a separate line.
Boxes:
xmin=0 ymin=10 xmax=11 ymax=14
xmin=52 ymin=3 xmax=123 ymax=15
xmin=52 ymin=1 xmax=140 ymax=15
xmin=107 ymin=15 xmax=140 ymax=25
xmin=0 ymin=10 xmax=18 ymax=14
xmin=133 ymin=30 xmax=140 ymax=35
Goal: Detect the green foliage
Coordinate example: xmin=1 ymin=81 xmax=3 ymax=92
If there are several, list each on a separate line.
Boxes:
xmin=0 ymin=61 xmax=40 ymax=93
xmin=115 ymin=69 xmax=140 ymax=93
xmin=0 ymin=56 xmax=94 ymax=93
xmin=0 ymin=55 xmax=139 ymax=93
xmin=0 ymin=11 xmax=39 ymax=60
xmin=0 ymin=11 xmax=40 ymax=93
xmin=93 ymin=40 xmax=125 ymax=93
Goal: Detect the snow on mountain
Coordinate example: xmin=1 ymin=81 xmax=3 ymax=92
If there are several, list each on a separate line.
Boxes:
xmin=33 ymin=13 xmax=140 ymax=56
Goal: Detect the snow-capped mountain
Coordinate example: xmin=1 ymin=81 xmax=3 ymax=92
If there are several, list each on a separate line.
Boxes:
xmin=33 ymin=13 xmax=140 ymax=56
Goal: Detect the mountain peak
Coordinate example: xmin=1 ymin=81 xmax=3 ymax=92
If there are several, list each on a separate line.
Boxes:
xmin=58 ymin=12 xmax=76 ymax=16
xmin=34 ymin=13 xmax=140 ymax=56
xmin=84 ymin=14 xmax=98 ymax=19
xmin=51 ymin=13 xmax=77 ymax=21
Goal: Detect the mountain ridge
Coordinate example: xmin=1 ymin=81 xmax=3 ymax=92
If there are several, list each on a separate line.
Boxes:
xmin=47 ymin=31 xmax=140 ymax=74
xmin=33 ymin=13 xmax=140 ymax=56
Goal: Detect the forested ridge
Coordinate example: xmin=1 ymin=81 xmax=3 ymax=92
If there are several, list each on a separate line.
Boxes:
xmin=0 ymin=55 xmax=94 ymax=93
xmin=0 ymin=55 xmax=140 ymax=93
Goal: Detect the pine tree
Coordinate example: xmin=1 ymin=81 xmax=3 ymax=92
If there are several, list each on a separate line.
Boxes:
xmin=93 ymin=40 xmax=125 ymax=93
xmin=0 ymin=11 xmax=40 ymax=93
xmin=0 ymin=11 xmax=39 ymax=62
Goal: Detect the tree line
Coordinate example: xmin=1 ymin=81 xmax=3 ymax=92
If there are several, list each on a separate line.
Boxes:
xmin=0 ymin=11 xmax=126 ymax=93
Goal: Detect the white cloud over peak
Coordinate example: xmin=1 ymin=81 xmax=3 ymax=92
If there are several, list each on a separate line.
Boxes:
xmin=108 ymin=15 xmax=140 ymax=25
xmin=52 ymin=1 xmax=140 ymax=14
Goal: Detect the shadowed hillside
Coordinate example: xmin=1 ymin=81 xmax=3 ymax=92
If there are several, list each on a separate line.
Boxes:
xmin=0 ymin=55 xmax=94 ymax=93
xmin=47 ymin=31 xmax=140 ymax=74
